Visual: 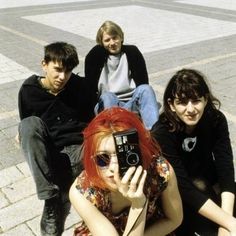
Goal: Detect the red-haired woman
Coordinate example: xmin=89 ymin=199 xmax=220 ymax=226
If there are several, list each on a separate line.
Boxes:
xmin=69 ymin=107 xmax=182 ymax=236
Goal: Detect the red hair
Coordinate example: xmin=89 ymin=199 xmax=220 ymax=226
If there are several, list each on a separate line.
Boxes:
xmin=82 ymin=107 xmax=161 ymax=189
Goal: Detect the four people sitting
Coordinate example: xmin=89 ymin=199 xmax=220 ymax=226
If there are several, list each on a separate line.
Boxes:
xmin=17 ymin=20 xmax=235 ymax=236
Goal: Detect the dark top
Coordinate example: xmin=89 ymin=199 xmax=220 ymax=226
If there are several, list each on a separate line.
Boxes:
xmin=18 ymin=74 xmax=94 ymax=148
xmin=151 ymin=108 xmax=235 ymax=211
xmin=84 ymin=44 xmax=149 ymax=104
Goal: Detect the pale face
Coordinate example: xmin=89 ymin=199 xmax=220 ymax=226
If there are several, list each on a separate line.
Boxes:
xmin=96 ymin=135 xmax=119 ymax=191
xmin=42 ymin=60 xmax=72 ymax=94
xmin=102 ymin=32 xmax=122 ymax=54
xmin=169 ymin=96 xmax=208 ymax=133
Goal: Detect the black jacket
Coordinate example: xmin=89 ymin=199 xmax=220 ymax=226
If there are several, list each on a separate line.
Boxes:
xmin=84 ymin=44 xmax=149 ymax=104
xmin=152 ymin=108 xmax=235 ymax=211
xmin=18 ymin=74 xmax=94 ymax=148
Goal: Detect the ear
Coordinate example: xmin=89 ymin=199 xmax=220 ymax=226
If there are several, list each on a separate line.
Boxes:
xmin=41 ymin=60 xmax=47 ymax=72
xmin=168 ymin=98 xmax=176 ymax=112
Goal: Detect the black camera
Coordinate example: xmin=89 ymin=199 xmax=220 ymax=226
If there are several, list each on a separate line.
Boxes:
xmin=113 ymin=128 xmax=142 ymax=176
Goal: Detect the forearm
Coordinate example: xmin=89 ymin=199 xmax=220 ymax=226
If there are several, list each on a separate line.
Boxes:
xmin=123 ymin=199 xmax=148 ymax=236
xmin=145 ymin=165 xmax=183 ymax=236
xmin=218 ymin=191 xmax=235 ymax=234
xmin=199 ymin=199 xmax=236 ymax=232
xmin=70 ymin=181 xmax=119 ymax=236
xmin=221 ymin=191 xmax=235 ymax=215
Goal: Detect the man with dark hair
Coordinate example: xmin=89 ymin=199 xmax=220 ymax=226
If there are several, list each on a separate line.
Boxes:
xmin=18 ymin=42 xmax=94 ymax=236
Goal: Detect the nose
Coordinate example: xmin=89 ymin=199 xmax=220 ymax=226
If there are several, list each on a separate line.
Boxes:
xmin=108 ymin=154 xmax=118 ymax=172
xmin=186 ymin=101 xmax=195 ymax=113
xmin=58 ymin=72 xmax=66 ymax=81
xmin=110 ymin=39 xmax=116 ymax=45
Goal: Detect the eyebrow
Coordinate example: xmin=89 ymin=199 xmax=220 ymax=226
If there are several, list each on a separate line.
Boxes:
xmin=53 ymin=65 xmax=66 ymax=71
xmin=96 ymin=151 xmax=116 ymax=155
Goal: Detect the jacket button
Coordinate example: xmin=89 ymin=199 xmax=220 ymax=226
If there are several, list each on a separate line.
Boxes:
xmin=57 ymin=117 xmax=60 ymax=121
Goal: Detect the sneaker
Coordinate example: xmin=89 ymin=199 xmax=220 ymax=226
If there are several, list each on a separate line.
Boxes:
xmin=40 ymin=197 xmax=62 ymax=236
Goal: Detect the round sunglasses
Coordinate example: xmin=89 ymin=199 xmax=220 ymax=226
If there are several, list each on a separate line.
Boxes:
xmin=94 ymin=152 xmax=117 ymax=167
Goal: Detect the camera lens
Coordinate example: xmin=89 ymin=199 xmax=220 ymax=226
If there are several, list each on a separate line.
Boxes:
xmin=126 ymin=152 xmax=139 ymax=166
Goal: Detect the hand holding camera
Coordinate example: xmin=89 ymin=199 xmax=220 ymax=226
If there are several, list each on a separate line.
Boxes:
xmin=113 ymin=128 xmax=142 ymax=176
xmin=113 ymin=164 xmax=147 ymax=208
xmin=113 ymin=129 xmax=147 ymax=207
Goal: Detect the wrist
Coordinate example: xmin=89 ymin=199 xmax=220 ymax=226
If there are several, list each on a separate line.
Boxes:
xmin=131 ymin=197 xmax=147 ymax=209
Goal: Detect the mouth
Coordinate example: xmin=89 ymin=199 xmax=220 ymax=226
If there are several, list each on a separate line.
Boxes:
xmin=55 ymin=81 xmax=64 ymax=87
xmin=110 ymin=44 xmax=118 ymax=49
xmin=186 ymin=114 xmax=197 ymax=119
xmin=107 ymin=176 xmax=115 ymax=183
xmin=184 ymin=116 xmax=199 ymax=124
xmin=110 ymin=47 xmax=117 ymax=51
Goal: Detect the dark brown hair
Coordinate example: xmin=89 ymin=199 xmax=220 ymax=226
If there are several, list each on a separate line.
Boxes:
xmin=44 ymin=41 xmax=79 ymax=72
xmin=162 ymin=69 xmax=220 ymax=132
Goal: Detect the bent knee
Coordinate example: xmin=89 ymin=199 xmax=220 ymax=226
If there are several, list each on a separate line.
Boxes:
xmin=99 ymin=91 xmax=117 ymax=100
xmin=19 ymin=116 xmax=45 ymax=137
xmin=136 ymin=84 xmax=154 ymax=93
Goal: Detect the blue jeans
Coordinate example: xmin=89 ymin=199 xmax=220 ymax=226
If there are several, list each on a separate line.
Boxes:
xmin=95 ymin=84 xmax=159 ymax=129
xmin=18 ymin=116 xmax=83 ymax=200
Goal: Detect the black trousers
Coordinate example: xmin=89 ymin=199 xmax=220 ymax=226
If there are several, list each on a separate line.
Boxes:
xmin=175 ymin=206 xmax=218 ymax=236
xmin=18 ymin=116 xmax=83 ymax=200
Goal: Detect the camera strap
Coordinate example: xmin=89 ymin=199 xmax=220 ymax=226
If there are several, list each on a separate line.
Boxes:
xmin=123 ymin=199 xmax=148 ymax=236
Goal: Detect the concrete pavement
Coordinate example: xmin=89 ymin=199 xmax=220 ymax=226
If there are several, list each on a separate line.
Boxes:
xmin=0 ymin=0 xmax=236 ymax=235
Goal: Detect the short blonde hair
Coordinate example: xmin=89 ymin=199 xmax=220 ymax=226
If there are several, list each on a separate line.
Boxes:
xmin=96 ymin=20 xmax=124 ymax=46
